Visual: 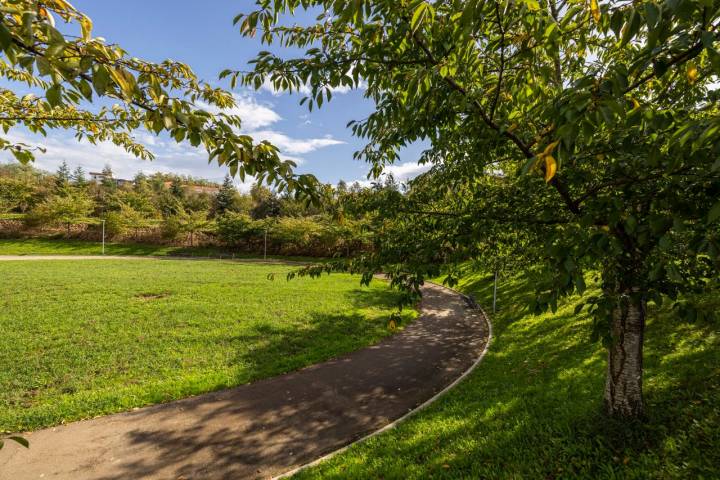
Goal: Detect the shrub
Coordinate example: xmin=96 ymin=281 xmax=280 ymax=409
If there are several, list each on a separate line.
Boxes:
xmin=25 ymin=192 xmax=94 ymax=235
xmin=216 ymin=212 xmax=263 ymax=246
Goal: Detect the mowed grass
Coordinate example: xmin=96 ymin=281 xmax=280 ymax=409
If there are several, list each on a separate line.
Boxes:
xmin=0 ymin=259 xmax=415 ymax=432
xmin=0 ymin=237 xmax=314 ymax=261
xmin=293 ymin=271 xmax=720 ymax=479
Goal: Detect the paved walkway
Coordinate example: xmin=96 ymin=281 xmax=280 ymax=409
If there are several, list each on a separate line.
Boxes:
xmin=0 ymin=259 xmax=489 ymax=480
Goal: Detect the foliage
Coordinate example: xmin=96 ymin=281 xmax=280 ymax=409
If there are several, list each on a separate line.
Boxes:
xmin=250 ymin=182 xmax=282 ymax=219
xmin=71 ymin=165 xmax=86 ymax=188
xmin=0 ymin=175 xmax=36 ymax=212
xmin=235 ymin=0 xmax=720 ymax=416
xmin=216 ymin=211 xmax=262 ymax=246
xmin=0 ymin=163 xmax=373 ymax=255
xmin=25 ymin=189 xmax=93 ymax=232
xmin=0 ymin=258 xmax=415 ymax=432
xmin=105 ymin=202 xmax=155 ymax=239
xmin=213 ymin=174 xmax=241 ymax=216
xmin=54 ymin=159 xmax=70 ymax=191
xmin=162 ymin=208 xmax=212 ymax=246
xmin=216 ymin=211 xmax=369 ymax=256
xmin=0 ymin=0 xmax=317 ymax=194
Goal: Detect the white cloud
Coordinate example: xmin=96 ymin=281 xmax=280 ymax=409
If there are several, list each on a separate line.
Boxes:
xmin=196 ymin=93 xmax=281 ymax=131
xmin=4 ymin=129 xmax=218 ymax=180
xmin=252 ymin=130 xmax=344 ymax=155
xmin=384 ymin=161 xmax=431 ymax=180
xmin=196 ymin=92 xmax=345 ymax=161
xmin=259 ymin=77 xmax=365 ymax=97
xmin=347 ymin=161 xmax=431 ymax=188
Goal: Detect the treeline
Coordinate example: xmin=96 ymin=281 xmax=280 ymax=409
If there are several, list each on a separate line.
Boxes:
xmin=0 ymin=161 xmax=395 ymax=257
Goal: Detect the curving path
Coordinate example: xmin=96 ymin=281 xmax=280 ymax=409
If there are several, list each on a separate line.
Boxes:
xmin=0 ymin=257 xmax=489 ymax=480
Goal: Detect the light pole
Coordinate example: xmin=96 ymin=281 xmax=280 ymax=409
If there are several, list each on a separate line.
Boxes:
xmin=263 ymin=228 xmax=267 ymax=260
xmin=492 ymin=270 xmax=498 ymax=313
xmin=101 ymin=219 xmax=105 ymax=255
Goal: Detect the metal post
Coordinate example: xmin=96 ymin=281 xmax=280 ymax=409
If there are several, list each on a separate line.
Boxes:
xmin=264 ymin=229 xmax=268 ymax=260
xmin=492 ymin=270 xmax=498 ymax=313
xmin=101 ymin=219 xmax=105 ymax=255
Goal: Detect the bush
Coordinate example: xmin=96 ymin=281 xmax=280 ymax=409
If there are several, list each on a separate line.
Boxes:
xmin=105 ymin=203 xmax=156 ymax=239
xmin=216 ymin=212 xmax=262 ymax=246
xmin=270 ymin=217 xmax=324 ymax=254
xmin=25 ymin=192 xmax=94 ymax=235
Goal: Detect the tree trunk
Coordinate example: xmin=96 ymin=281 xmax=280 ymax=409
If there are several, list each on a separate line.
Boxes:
xmin=604 ymin=290 xmax=646 ymax=417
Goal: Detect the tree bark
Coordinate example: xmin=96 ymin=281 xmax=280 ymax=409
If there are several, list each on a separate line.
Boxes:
xmin=604 ymin=290 xmax=646 ymax=417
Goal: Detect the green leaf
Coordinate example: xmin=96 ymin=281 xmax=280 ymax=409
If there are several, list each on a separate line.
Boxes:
xmin=8 ymin=436 xmax=29 ymax=448
xmin=411 ymin=2 xmax=432 ymax=33
xmin=92 ymin=65 xmax=110 ymax=96
xmin=78 ymin=80 xmax=93 ymax=101
xmin=46 ymin=84 xmax=62 ymax=107
xmin=620 ymin=10 xmax=640 ymax=47
xmin=0 ymin=21 xmax=12 ymax=51
xmin=709 ymin=201 xmax=720 ymax=223
xmin=36 ymin=57 xmax=53 ymax=76
xmin=644 ymin=3 xmax=660 ymax=29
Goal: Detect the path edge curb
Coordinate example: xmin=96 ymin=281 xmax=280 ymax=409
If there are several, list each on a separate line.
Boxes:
xmin=272 ymin=281 xmax=494 ymax=479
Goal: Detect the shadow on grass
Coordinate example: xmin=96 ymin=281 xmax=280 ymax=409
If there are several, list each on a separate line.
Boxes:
xmin=289 ymin=274 xmax=720 ymax=479
xmin=71 ymin=283 xmax=486 ymax=480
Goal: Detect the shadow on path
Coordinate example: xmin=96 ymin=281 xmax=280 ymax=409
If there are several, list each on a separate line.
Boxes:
xmin=0 ymin=283 xmax=489 ymax=480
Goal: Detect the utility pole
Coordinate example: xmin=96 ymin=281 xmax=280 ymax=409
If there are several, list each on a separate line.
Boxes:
xmin=101 ymin=219 xmax=106 ymax=255
xmin=264 ymin=228 xmax=268 ymax=260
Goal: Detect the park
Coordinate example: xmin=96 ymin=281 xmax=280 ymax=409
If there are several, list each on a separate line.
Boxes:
xmin=1 ymin=1 xmax=719 ymax=479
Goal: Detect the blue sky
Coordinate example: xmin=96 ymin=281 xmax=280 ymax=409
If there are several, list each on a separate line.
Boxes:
xmin=2 ymin=1 xmax=428 ymax=189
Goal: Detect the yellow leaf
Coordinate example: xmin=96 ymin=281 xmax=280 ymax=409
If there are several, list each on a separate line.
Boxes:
xmin=79 ymin=15 xmax=93 ymax=42
xmin=388 ymin=320 xmax=397 ymax=330
xmin=590 ymin=0 xmax=601 ymax=23
xmin=543 ymin=140 xmax=560 ymax=157
xmin=631 ymin=98 xmax=640 ymax=110
xmin=687 ymin=62 xmax=698 ymax=84
xmin=52 ymin=0 xmax=73 ymax=10
xmin=544 ymin=155 xmax=557 ymax=182
xmin=524 ymin=0 xmax=541 ymax=11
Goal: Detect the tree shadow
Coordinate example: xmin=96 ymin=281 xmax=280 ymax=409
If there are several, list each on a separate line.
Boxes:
xmin=289 ymin=276 xmax=719 ymax=479
xmin=72 ymin=285 xmax=488 ymax=479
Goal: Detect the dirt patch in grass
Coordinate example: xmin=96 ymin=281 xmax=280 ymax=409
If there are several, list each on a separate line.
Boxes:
xmin=134 ymin=291 xmax=172 ymax=301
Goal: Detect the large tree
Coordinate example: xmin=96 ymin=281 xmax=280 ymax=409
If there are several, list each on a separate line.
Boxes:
xmin=233 ymin=0 xmax=720 ymax=417
xmin=0 ymin=0 xmax=316 ymax=194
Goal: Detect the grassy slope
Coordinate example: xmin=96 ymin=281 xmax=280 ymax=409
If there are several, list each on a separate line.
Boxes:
xmin=0 ymin=259 xmax=414 ymax=432
xmin=0 ymin=238 xmax=317 ymax=261
xmin=294 ymin=271 xmax=720 ymax=479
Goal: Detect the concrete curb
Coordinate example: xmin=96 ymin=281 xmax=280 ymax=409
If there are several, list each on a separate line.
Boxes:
xmin=272 ymin=281 xmax=493 ymax=479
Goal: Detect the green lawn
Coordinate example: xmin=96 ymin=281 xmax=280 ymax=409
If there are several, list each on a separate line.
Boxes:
xmin=0 ymin=238 xmax=317 ymax=261
xmin=293 ymin=270 xmax=720 ymax=479
xmin=0 ymin=259 xmax=414 ymax=432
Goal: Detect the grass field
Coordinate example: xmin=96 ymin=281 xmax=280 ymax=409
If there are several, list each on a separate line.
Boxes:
xmin=0 ymin=259 xmax=414 ymax=432
xmin=293 ymin=271 xmax=720 ymax=479
xmin=0 ymin=237 xmax=314 ymax=260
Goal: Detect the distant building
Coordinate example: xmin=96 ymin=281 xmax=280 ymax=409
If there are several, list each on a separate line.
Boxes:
xmin=89 ymin=171 xmax=107 ymax=182
xmin=89 ymin=171 xmax=131 ymax=187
